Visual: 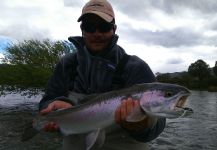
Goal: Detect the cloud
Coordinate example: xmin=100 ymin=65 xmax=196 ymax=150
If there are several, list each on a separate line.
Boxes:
xmin=103 ymin=0 xmax=217 ymax=49
xmin=0 ymin=24 xmax=51 ymax=41
xmin=206 ymin=18 xmax=217 ymax=31
xmin=0 ymin=0 xmax=53 ymax=40
xmin=119 ymin=26 xmax=205 ymax=47
xmin=0 ymin=0 xmax=81 ymax=41
xmin=63 ymin=0 xmax=85 ymax=7
xmin=166 ymin=58 xmax=184 ymax=65
xmin=108 ymin=0 xmax=217 ymax=18
xmin=0 ymin=0 xmax=217 ymax=72
xmin=169 ymin=0 xmax=217 ymax=14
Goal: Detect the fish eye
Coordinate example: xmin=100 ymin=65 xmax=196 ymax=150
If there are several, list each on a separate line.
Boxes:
xmin=165 ymin=91 xmax=173 ymax=97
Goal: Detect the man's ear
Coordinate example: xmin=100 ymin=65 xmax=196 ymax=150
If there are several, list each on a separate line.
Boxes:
xmin=113 ymin=24 xmax=117 ymax=33
xmin=80 ymin=24 xmax=84 ymax=36
xmin=80 ymin=24 xmax=82 ymax=30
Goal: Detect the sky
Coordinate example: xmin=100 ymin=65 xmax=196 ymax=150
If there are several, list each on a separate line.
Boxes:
xmin=0 ymin=0 xmax=217 ymax=73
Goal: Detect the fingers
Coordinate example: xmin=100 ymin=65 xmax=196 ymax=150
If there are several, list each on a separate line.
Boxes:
xmin=126 ymin=98 xmax=133 ymax=116
xmin=120 ymin=99 xmax=127 ymax=121
xmin=115 ymin=98 xmax=149 ymax=131
xmin=40 ymin=100 xmax=73 ymax=115
xmin=39 ymin=100 xmax=73 ymax=132
xmin=40 ymin=103 xmax=56 ymax=115
xmin=115 ymin=105 xmax=121 ymax=124
xmin=134 ymin=99 xmax=140 ymax=109
xmin=115 ymin=97 xmax=139 ymax=124
xmin=43 ymin=122 xmax=59 ymax=132
xmin=115 ymin=99 xmax=127 ymax=124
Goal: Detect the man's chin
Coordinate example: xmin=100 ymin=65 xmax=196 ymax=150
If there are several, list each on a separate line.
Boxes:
xmin=90 ymin=45 xmax=105 ymax=52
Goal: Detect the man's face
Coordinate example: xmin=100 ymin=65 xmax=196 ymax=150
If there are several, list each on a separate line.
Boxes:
xmin=81 ymin=14 xmax=116 ymax=53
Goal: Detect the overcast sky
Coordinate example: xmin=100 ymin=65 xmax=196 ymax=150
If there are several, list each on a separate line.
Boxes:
xmin=0 ymin=0 xmax=217 ymax=73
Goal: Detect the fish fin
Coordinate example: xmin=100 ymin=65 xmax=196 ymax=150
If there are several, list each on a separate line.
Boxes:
xmin=62 ymin=134 xmax=86 ymax=150
xmin=85 ymin=129 xmax=105 ymax=150
xmin=21 ymin=121 xmax=39 ymax=142
xmin=80 ymin=94 xmax=99 ymax=104
xmin=89 ymin=129 xmax=105 ymax=150
xmin=68 ymin=92 xmax=87 ymax=104
xmin=68 ymin=92 xmax=98 ymax=104
xmin=126 ymin=107 xmax=147 ymax=122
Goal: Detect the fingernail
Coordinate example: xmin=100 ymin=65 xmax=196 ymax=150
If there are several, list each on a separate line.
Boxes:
xmin=136 ymin=100 xmax=140 ymax=105
xmin=128 ymin=97 xmax=132 ymax=100
xmin=122 ymin=99 xmax=126 ymax=103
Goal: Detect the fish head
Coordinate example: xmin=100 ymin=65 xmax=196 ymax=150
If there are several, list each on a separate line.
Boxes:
xmin=139 ymin=83 xmax=192 ymax=118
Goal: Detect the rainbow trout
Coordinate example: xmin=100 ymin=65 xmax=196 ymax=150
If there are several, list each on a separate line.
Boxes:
xmin=22 ymin=82 xmax=192 ymax=149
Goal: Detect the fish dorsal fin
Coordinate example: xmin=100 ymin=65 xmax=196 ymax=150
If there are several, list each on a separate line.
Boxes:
xmin=126 ymin=106 xmax=147 ymax=122
xmin=82 ymin=94 xmax=98 ymax=103
xmin=85 ymin=129 xmax=105 ymax=150
xmin=68 ymin=92 xmax=98 ymax=105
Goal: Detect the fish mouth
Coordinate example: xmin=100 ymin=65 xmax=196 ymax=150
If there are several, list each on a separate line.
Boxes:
xmin=160 ymin=93 xmax=193 ymax=118
xmin=174 ymin=94 xmax=189 ymax=108
xmin=174 ymin=93 xmax=193 ymax=115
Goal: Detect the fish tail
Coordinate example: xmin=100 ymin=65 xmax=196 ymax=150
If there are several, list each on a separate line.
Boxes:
xmin=21 ymin=121 xmax=39 ymax=142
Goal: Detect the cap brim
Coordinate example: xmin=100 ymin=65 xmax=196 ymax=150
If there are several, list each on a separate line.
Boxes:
xmin=77 ymin=11 xmax=113 ymax=22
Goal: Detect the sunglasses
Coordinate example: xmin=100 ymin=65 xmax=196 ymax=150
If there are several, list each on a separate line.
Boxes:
xmin=81 ymin=22 xmax=114 ymax=33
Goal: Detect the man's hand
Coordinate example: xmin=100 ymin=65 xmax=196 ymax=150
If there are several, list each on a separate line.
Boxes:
xmin=40 ymin=100 xmax=73 ymax=132
xmin=115 ymin=97 xmax=157 ymax=131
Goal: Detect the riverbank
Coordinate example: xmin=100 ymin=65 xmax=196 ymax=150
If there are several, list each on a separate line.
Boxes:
xmin=208 ymin=86 xmax=217 ymax=92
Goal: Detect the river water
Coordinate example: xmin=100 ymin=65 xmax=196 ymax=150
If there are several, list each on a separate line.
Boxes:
xmin=0 ymin=91 xmax=216 ymax=150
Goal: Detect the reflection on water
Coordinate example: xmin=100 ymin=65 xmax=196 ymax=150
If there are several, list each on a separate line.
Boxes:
xmin=0 ymin=91 xmax=217 ymax=150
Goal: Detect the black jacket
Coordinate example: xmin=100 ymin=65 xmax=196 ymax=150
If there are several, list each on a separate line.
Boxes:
xmin=39 ymin=35 xmax=165 ymax=143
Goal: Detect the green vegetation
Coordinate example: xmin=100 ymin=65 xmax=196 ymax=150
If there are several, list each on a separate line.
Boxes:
xmin=0 ymin=39 xmax=75 ymax=95
xmin=213 ymin=61 xmax=217 ymax=77
xmin=0 ymin=39 xmax=216 ymax=93
xmin=157 ymin=59 xmax=217 ymax=92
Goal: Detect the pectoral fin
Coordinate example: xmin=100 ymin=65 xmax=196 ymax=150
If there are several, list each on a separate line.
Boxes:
xmin=85 ymin=129 xmax=105 ymax=150
xmin=126 ymin=107 xmax=147 ymax=122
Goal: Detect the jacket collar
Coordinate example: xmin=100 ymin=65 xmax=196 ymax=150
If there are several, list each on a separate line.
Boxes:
xmin=68 ymin=34 xmax=119 ymax=54
xmin=68 ymin=34 xmax=125 ymax=64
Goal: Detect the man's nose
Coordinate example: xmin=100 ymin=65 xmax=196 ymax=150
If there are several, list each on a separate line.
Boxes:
xmin=93 ymin=29 xmax=103 ymax=35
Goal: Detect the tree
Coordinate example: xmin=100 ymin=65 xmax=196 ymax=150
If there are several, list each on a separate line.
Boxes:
xmin=213 ymin=61 xmax=217 ymax=77
xmin=3 ymin=39 xmax=75 ymax=70
xmin=0 ymin=39 xmax=75 ymax=93
xmin=188 ymin=59 xmax=210 ymax=81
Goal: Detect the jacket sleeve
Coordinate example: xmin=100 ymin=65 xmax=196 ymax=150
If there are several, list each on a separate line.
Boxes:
xmin=123 ymin=56 xmax=166 ymax=142
xmin=124 ymin=56 xmax=156 ymax=86
xmin=128 ymin=117 xmax=166 ymax=143
xmin=39 ymin=54 xmax=76 ymax=111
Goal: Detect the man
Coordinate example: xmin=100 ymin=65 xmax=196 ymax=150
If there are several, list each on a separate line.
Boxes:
xmin=39 ymin=0 xmax=166 ymax=149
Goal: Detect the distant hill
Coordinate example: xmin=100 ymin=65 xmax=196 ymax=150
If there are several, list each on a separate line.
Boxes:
xmin=156 ymin=66 xmax=215 ymax=77
xmin=156 ymin=71 xmax=188 ymax=78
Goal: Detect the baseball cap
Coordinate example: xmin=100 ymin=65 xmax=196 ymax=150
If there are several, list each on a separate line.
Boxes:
xmin=77 ymin=0 xmax=115 ymax=23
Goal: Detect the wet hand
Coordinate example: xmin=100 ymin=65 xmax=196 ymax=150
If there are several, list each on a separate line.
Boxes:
xmin=115 ymin=97 xmax=156 ymax=131
xmin=40 ymin=100 xmax=73 ymax=132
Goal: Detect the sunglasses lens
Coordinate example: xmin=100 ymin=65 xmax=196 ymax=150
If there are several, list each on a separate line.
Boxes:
xmin=82 ymin=22 xmax=113 ymax=33
xmin=82 ymin=23 xmax=96 ymax=33
xmin=98 ymin=23 xmax=113 ymax=32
